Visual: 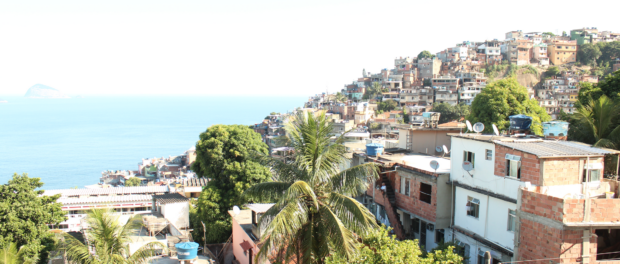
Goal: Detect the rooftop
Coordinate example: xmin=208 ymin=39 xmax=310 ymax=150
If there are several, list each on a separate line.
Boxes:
xmin=44 ymin=186 xmax=169 ymax=197
xmin=246 ymin=203 xmax=275 ymax=214
xmin=153 ymin=193 xmax=189 ymax=204
xmin=57 ymin=194 xmax=153 ymax=205
xmin=178 ymin=178 xmax=209 ymax=187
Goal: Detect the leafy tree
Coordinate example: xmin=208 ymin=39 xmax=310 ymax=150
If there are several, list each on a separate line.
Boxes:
xmin=597 ymin=69 xmax=620 ymax=100
xmin=124 ymin=177 xmax=142 ymax=187
xmin=417 ymin=50 xmax=433 ymax=60
xmin=190 ymin=125 xmax=271 ymax=243
xmin=378 ymin=100 xmax=398 ymax=112
xmin=468 ymin=78 xmax=550 ymax=135
xmin=597 ymin=41 xmax=620 ymax=66
xmin=335 ymin=92 xmax=347 ymax=103
xmin=244 ymin=111 xmax=379 ymax=264
xmin=402 ymin=107 xmax=409 ymax=124
xmin=432 ymin=103 xmax=470 ymax=123
xmin=423 ymin=79 xmax=432 ymax=87
xmin=363 ymin=82 xmax=383 ymax=100
xmin=546 ymin=66 xmax=561 ymax=77
xmin=578 ymin=43 xmax=602 ymax=65
xmin=0 ymin=242 xmax=27 ymax=264
xmin=542 ymin=32 xmax=555 ymax=37
xmin=325 ymin=226 xmax=463 ymax=264
xmin=571 ymin=95 xmax=620 ymax=149
xmin=0 ymin=173 xmax=65 ymax=264
xmin=64 ymin=210 xmax=165 ymax=264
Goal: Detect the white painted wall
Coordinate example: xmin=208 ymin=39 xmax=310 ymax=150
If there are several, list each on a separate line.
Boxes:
xmin=487 ymin=198 xmax=517 ymax=249
xmin=162 ymin=202 xmax=190 ymax=229
xmin=454 ymin=187 xmax=487 ymax=237
xmin=450 ymin=137 xmax=526 ymax=200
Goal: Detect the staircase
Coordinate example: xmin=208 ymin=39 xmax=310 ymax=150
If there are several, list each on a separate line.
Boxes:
xmin=380 ymin=172 xmax=405 ymax=240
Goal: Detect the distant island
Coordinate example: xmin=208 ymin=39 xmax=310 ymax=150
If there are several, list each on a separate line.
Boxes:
xmin=24 ymin=84 xmax=70 ymax=99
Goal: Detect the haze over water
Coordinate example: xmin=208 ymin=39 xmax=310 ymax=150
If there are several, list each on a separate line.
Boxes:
xmin=0 ymin=96 xmax=305 ymax=189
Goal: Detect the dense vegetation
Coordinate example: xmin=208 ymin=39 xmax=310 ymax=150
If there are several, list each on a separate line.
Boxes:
xmin=431 ymin=103 xmax=470 ymax=124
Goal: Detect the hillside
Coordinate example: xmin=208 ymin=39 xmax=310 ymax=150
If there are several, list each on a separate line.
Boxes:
xmin=24 ymin=84 xmax=70 ymax=98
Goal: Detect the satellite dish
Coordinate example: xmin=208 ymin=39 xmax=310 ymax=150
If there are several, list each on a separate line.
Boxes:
xmin=462 ymin=161 xmax=473 ymax=171
xmin=465 ymin=120 xmax=473 ymax=132
xmin=492 ymin=124 xmax=500 ymax=136
xmin=443 ymin=145 xmax=449 ymax=154
xmin=473 ymin=122 xmax=485 ymax=133
xmin=430 ymin=160 xmax=440 ymax=170
xmin=232 ymin=205 xmax=241 ymax=216
xmin=436 ymin=146 xmax=442 ymax=152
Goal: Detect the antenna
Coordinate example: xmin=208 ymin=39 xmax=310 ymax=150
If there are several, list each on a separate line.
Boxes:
xmin=465 ymin=120 xmax=473 ymax=132
xmin=232 ymin=205 xmax=241 ymax=216
xmin=492 ymin=124 xmax=499 ymax=136
xmin=462 ymin=161 xmax=474 ymax=177
xmin=430 ymin=160 xmax=439 ymax=174
xmin=473 ymin=122 xmax=485 ymax=133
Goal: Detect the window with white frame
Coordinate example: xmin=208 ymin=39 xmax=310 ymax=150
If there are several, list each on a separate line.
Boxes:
xmin=463 ymin=151 xmax=475 ymax=168
xmin=466 ymin=196 xmax=480 ymax=218
xmin=505 ymin=154 xmax=521 ymax=178
xmin=485 ymin=149 xmax=493 ymax=160
xmin=583 ymin=163 xmax=602 ymax=182
xmin=508 ymin=209 xmax=516 ymax=231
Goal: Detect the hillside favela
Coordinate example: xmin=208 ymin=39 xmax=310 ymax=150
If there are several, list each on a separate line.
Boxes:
xmin=2 ymin=3 xmax=620 ymax=264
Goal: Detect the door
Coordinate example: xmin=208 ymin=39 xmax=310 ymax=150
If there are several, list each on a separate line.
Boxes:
xmin=420 ymin=221 xmax=427 ymax=250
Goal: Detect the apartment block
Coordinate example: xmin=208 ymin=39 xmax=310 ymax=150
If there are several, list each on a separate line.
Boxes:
xmin=548 ymin=40 xmax=578 ymax=66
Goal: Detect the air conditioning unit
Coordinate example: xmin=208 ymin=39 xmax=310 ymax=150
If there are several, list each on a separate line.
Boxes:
xmin=427 ymin=224 xmax=435 ymax=231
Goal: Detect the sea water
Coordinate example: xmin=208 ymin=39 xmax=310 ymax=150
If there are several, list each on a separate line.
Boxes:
xmin=0 ymin=95 xmax=306 ymax=190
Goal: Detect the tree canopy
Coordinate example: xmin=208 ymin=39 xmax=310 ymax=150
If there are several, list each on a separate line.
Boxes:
xmin=325 ymin=226 xmax=463 ymax=264
xmin=378 ymin=100 xmax=398 ymax=112
xmin=363 ymin=82 xmax=386 ymax=100
xmin=0 ymin=173 xmax=65 ymax=264
xmin=545 ymin=66 xmax=560 ymax=77
xmin=578 ymin=43 xmax=602 ymax=66
xmin=417 ymin=50 xmax=433 ymax=60
xmin=431 ymin=103 xmax=470 ymax=124
xmin=124 ymin=177 xmax=141 ymax=187
xmin=190 ymin=125 xmax=271 ymax=243
xmin=468 ymin=78 xmax=550 ymax=135
xmin=569 ymin=95 xmax=620 ymax=149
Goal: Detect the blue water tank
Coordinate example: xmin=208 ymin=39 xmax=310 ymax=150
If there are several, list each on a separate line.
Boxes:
xmin=542 ymin=121 xmax=569 ymax=137
xmin=509 ymin=114 xmax=533 ymax=131
xmin=366 ymin=143 xmax=384 ymax=156
xmin=175 ymin=242 xmax=199 ymax=260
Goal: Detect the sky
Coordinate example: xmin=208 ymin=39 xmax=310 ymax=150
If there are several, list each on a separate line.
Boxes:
xmin=0 ymin=0 xmax=619 ymax=96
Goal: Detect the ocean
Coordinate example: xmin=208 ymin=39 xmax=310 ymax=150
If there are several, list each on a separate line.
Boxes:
xmin=0 ymin=95 xmax=306 ymax=190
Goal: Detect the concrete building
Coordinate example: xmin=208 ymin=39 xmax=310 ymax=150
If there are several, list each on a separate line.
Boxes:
xmin=229 ymin=204 xmax=274 ymax=264
xmin=548 ymin=40 xmax=578 ymax=66
xmin=434 ymin=87 xmax=458 ymax=105
xmin=397 ymin=123 xmax=464 ymax=156
xmin=432 ymin=76 xmax=460 ymax=91
xmin=418 ymin=58 xmax=442 ymax=80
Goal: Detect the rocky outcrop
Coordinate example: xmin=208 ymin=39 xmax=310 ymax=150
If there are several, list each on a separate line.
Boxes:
xmin=24 ymin=84 xmax=70 ymax=98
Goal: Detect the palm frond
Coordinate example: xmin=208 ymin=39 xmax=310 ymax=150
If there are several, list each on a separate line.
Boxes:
xmin=126 ymin=241 xmax=167 ymax=264
xmin=243 ymin=182 xmax=292 ymax=203
xmin=317 ymin=204 xmax=356 ymax=260
xmin=256 ymin=202 xmax=309 ymax=262
xmin=327 ymin=192 xmax=379 ymax=236
xmin=329 ymin=163 xmax=378 ymax=196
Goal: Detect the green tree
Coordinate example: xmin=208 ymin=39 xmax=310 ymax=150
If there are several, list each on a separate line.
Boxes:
xmin=423 ymin=79 xmax=432 ymax=87
xmin=432 ymin=103 xmax=470 ymax=123
xmin=597 ymin=69 xmax=620 ymax=100
xmin=571 ymin=95 xmax=620 ymax=149
xmin=0 ymin=242 xmax=27 ymax=264
xmin=578 ymin=43 xmax=602 ymax=65
xmin=378 ymin=100 xmax=398 ymax=112
xmin=542 ymin=32 xmax=555 ymax=37
xmin=325 ymin=226 xmax=463 ymax=264
xmin=335 ymin=92 xmax=347 ymax=103
xmin=190 ymin=125 xmax=271 ymax=244
xmin=468 ymin=78 xmax=550 ymax=135
xmin=64 ymin=210 xmax=165 ymax=264
xmin=598 ymin=41 xmax=620 ymax=66
xmin=244 ymin=111 xmax=379 ymax=264
xmin=0 ymin=173 xmax=65 ymax=264
xmin=363 ymin=82 xmax=383 ymax=100
xmin=417 ymin=50 xmax=433 ymax=60
xmin=546 ymin=66 xmax=561 ymax=77
xmin=124 ymin=177 xmax=142 ymax=187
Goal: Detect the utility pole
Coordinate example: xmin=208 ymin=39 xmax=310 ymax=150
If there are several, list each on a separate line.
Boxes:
xmin=201 ymin=221 xmax=206 ymax=256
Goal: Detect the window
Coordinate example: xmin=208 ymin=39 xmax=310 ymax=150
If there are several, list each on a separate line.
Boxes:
xmin=463 ymin=151 xmax=475 ymax=168
xmin=455 ymin=240 xmax=470 ymax=262
xmin=412 ymin=218 xmax=420 ymax=233
xmin=505 ymin=154 xmax=521 ymax=178
xmin=508 ymin=209 xmax=516 ymax=231
xmin=485 ymin=149 xmax=493 ymax=160
xmin=405 ymin=178 xmax=410 ymax=196
xmin=420 ymin=183 xmax=432 ymax=204
xmin=477 ymin=250 xmax=486 ymax=264
xmin=583 ymin=169 xmax=601 ymax=182
xmin=435 ymin=229 xmax=445 ymax=243
xmin=466 ymin=196 xmax=480 ymax=218
xmin=379 ymin=204 xmax=386 ymax=219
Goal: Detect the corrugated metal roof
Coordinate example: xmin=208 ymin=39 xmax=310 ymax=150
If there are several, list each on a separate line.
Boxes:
xmin=245 ymin=203 xmax=275 ymax=213
xmin=153 ymin=193 xmax=189 ymax=204
xmin=57 ymin=195 xmax=153 ymax=205
xmin=181 ymin=178 xmax=209 ymax=187
xmin=44 ymin=186 xmax=169 ymax=197
xmin=495 ymin=140 xmax=619 ymax=157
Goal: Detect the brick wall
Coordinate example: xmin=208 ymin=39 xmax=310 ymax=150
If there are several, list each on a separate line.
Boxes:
xmin=495 ymin=145 xmax=541 ymax=185
xmin=520 ymin=188 xmax=564 ymax=222
xmin=564 ymin=198 xmax=620 ymax=223
xmin=394 ymin=173 xmax=437 ymax=222
xmin=542 ymin=158 xmax=582 ymax=186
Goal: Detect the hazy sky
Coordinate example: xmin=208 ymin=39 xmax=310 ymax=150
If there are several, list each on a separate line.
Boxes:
xmin=0 ymin=0 xmax=618 ymax=96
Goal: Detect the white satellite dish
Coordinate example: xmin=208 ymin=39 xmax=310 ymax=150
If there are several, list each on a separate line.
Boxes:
xmin=232 ymin=205 xmax=241 ymax=216
xmin=473 ymin=122 xmax=485 ymax=133
xmin=430 ymin=160 xmax=440 ymax=170
xmin=442 ymin=145 xmax=449 ymax=154
xmin=462 ymin=161 xmax=473 ymax=171
xmin=492 ymin=124 xmax=500 ymax=136
xmin=465 ymin=120 xmax=473 ymax=132
xmin=435 ymin=146 xmax=442 ymax=152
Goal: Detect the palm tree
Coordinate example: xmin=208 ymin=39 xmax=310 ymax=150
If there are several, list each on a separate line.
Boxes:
xmin=64 ymin=209 xmax=166 ymax=264
xmin=244 ymin=111 xmax=379 ymax=264
xmin=0 ymin=243 xmax=27 ymax=264
xmin=572 ymin=95 xmax=620 ymax=149
xmin=335 ymin=92 xmax=347 ymax=103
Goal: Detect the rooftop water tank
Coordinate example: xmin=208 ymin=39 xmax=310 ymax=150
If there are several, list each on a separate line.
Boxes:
xmin=175 ymin=242 xmax=199 ymax=260
xmin=542 ymin=121 xmax=569 ymax=137
xmin=509 ymin=114 xmax=533 ymax=131
xmin=366 ymin=143 xmax=384 ymax=156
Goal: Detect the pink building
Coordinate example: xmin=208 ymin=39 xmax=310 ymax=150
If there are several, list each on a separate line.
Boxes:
xmin=229 ymin=204 xmax=275 ymax=264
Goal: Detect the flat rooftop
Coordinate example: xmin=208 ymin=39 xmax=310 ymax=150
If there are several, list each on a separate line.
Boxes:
xmin=44 ymin=186 xmax=169 ymax=197
xmin=367 ymin=151 xmax=451 ymax=174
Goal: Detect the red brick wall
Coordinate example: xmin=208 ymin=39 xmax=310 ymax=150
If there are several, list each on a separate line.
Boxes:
xmin=542 ymin=158 xmax=582 ymax=186
xmin=564 ymin=198 xmax=620 ymax=223
xmin=495 ymin=145 xmax=541 ymax=185
xmin=394 ymin=174 xmax=437 ymax=222
xmin=520 ymin=188 xmax=564 ymax=222
xmin=518 ymin=219 xmax=597 ymax=263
